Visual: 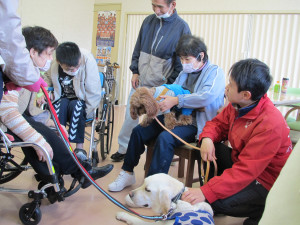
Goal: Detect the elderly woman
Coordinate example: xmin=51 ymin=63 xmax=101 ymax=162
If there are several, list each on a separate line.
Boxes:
xmin=108 ymin=34 xmax=225 ymax=192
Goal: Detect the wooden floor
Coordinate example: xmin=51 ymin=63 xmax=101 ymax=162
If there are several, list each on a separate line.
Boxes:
xmin=0 ymin=105 xmax=245 ymax=225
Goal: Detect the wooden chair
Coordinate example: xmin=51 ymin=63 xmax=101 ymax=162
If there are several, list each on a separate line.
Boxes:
xmin=144 ymin=141 xmax=200 ymax=187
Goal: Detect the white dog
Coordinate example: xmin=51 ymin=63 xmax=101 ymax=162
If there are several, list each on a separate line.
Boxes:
xmin=116 ymin=173 xmax=214 ymax=225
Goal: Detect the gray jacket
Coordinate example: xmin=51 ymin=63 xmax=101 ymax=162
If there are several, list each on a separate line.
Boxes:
xmin=46 ymin=49 xmax=102 ymax=119
xmin=174 ymin=61 xmax=225 ymax=137
xmin=0 ymin=0 xmax=39 ymax=85
xmin=130 ymin=10 xmax=191 ymax=87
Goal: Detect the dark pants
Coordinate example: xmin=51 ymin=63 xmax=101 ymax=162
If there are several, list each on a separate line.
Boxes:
xmin=122 ymin=115 xmax=197 ymax=175
xmin=53 ymin=98 xmax=86 ymax=143
xmin=9 ymin=115 xmax=90 ymax=178
xmin=205 ymin=143 xmax=268 ymax=220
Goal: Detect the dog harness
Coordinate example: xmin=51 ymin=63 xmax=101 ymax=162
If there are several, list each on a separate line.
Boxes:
xmin=153 ymin=84 xmax=193 ymax=115
xmin=169 ymin=209 xmax=214 ymax=225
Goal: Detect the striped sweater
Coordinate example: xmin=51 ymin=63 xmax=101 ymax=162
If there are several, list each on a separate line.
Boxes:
xmin=0 ymin=90 xmax=46 ymax=147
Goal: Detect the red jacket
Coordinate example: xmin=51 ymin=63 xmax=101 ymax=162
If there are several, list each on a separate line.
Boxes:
xmin=199 ymin=95 xmax=292 ymax=203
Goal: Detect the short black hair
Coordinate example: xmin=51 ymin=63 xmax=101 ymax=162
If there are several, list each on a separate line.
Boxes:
xmin=176 ymin=34 xmax=208 ymax=63
xmin=22 ymin=26 xmax=58 ymax=54
xmin=229 ymin=59 xmax=272 ymax=101
xmin=165 ymin=0 xmax=175 ymax=4
xmin=56 ymin=42 xmax=81 ymax=67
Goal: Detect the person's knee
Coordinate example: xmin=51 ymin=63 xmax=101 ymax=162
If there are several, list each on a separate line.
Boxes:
xmin=156 ymin=131 xmax=172 ymax=144
xmin=131 ymin=124 xmax=145 ymax=136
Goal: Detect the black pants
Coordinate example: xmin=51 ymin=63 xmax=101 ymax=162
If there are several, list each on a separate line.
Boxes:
xmin=199 ymin=142 xmax=268 ymax=219
xmin=53 ymin=98 xmax=86 ymax=143
xmin=9 ymin=115 xmax=91 ymax=178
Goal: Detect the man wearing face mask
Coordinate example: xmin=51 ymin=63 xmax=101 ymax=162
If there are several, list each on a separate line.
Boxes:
xmin=45 ymin=42 xmax=102 ymax=155
xmin=109 ymin=35 xmax=225 ymax=192
xmin=111 ymin=0 xmax=191 ymax=162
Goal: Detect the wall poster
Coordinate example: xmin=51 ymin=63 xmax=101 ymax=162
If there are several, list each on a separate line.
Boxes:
xmin=96 ymin=10 xmax=116 ymax=65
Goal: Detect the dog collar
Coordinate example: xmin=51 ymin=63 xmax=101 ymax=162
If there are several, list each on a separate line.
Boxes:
xmin=161 ymin=185 xmax=185 ymax=220
xmin=171 ymin=186 xmax=185 ymax=204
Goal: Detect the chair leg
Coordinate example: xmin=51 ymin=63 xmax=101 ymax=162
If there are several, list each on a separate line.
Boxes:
xmin=185 ymin=156 xmax=195 ymax=187
xmin=144 ymin=145 xmax=154 ymax=177
xmin=177 ymin=157 xmax=185 ymax=178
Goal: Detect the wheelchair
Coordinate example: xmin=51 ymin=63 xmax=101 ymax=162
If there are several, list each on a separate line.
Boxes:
xmin=0 ymin=128 xmax=85 ymax=225
xmin=84 ymin=62 xmax=118 ymax=166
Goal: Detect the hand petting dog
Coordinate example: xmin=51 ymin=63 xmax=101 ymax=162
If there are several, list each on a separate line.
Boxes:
xmin=158 ymin=95 xmax=179 ymax=112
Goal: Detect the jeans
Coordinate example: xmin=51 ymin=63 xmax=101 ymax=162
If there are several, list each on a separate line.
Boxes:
xmin=53 ymin=98 xmax=86 ymax=143
xmin=122 ymin=115 xmax=197 ymax=176
xmin=207 ymin=143 xmax=268 ymax=219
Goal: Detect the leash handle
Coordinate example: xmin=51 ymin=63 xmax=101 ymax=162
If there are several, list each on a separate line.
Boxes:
xmin=154 ymin=116 xmax=217 ymax=184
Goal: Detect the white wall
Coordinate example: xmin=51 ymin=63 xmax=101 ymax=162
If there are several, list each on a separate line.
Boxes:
xmin=18 ymin=0 xmax=300 ymax=52
xmin=18 ymin=0 xmax=300 ymax=105
xmin=18 ymin=0 xmax=94 ymax=50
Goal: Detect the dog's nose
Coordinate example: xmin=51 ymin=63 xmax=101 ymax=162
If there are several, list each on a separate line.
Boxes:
xmin=129 ymin=191 xmax=134 ymax=198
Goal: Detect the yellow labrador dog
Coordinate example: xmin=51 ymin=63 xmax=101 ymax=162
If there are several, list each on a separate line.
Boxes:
xmin=116 ymin=173 xmax=214 ymax=225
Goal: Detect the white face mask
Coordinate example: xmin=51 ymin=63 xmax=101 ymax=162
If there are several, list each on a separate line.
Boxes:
xmin=182 ymin=53 xmax=203 ymax=73
xmin=63 ymin=67 xmax=80 ymax=76
xmin=39 ymin=59 xmax=52 ymax=72
xmin=32 ymin=56 xmax=51 ymax=72
xmin=156 ymin=7 xmax=172 ymax=19
xmin=182 ymin=62 xmax=198 ymax=73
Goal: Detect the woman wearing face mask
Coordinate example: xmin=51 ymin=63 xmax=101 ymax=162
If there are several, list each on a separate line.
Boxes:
xmin=19 ymin=26 xmax=58 ymax=126
xmin=108 ymin=34 xmax=225 ymax=192
xmin=44 ymin=42 xmax=102 ymax=155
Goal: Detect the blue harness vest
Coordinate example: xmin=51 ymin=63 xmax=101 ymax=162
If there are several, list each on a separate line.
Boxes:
xmin=153 ymin=84 xmax=193 ymax=115
xmin=169 ymin=209 xmax=214 ymax=225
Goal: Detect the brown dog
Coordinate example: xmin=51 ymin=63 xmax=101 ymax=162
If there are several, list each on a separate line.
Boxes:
xmin=130 ymin=86 xmax=193 ymax=130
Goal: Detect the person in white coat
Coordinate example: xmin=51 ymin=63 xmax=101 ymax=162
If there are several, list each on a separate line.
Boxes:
xmin=0 ymin=0 xmax=47 ymax=100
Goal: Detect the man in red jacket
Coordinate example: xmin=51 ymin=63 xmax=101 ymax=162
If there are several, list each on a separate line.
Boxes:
xmin=182 ymin=59 xmax=292 ymax=225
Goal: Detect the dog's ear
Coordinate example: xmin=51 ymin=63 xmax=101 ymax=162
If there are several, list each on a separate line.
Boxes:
xmin=129 ymin=90 xmax=141 ymax=119
xmin=158 ymin=188 xmax=172 ymax=215
xmin=139 ymin=88 xmax=159 ymax=118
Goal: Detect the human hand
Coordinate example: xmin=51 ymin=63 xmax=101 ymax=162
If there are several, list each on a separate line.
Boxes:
xmin=181 ymin=188 xmax=206 ymax=205
xmin=36 ymin=95 xmax=46 ymax=107
xmin=200 ymin=138 xmax=216 ymax=162
xmin=34 ymin=142 xmax=53 ymax=162
xmin=4 ymin=82 xmax=22 ymax=94
xmin=158 ymin=96 xmax=178 ymax=112
xmin=24 ymin=77 xmax=48 ymax=92
xmin=131 ymin=74 xmax=139 ymax=89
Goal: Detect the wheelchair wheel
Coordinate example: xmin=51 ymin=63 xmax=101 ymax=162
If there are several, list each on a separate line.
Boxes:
xmin=0 ymin=148 xmax=28 ymax=184
xmin=99 ymin=100 xmax=114 ymax=160
xmin=19 ymin=203 xmax=42 ymax=225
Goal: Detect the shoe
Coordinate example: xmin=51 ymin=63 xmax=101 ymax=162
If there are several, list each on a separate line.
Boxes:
xmin=110 ymin=152 xmax=126 ymax=162
xmin=74 ymin=148 xmax=87 ymax=161
xmin=108 ymin=170 xmax=136 ymax=192
xmin=243 ymin=217 xmax=260 ymax=225
xmin=81 ymin=164 xmax=114 ymax=189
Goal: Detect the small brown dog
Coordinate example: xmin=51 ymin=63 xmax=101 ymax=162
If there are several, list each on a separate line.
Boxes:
xmin=130 ymin=84 xmax=193 ymax=130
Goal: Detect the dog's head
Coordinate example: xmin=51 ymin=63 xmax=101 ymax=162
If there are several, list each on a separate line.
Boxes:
xmin=129 ymin=87 xmax=159 ymax=120
xmin=124 ymin=173 xmax=184 ymax=215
